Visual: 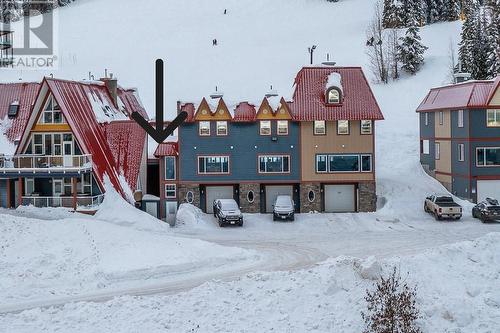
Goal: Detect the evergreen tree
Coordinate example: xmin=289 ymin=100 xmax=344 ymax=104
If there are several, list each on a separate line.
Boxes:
xmin=485 ymin=0 xmax=500 ymax=77
xmin=0 ymin=0 xmax=22 ymax=23
xmin=397 ymin=20 xmax=428 ymax=74
xmin=441 ymin=0 xmax=460 ymax=21
xmin=426 ymin=0 xmax=443 ymax=23
xmin=383 ymin=0 xmax=406 ymax=28
xmin=458 ymin=6 xmax=478 ymax=74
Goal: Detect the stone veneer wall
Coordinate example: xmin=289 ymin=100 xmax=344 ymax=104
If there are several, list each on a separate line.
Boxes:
xmin=239 ymin=183 xmax=261 ymax=213
xmin=178 ymin=184 xmax=201 ymax=208
xmin=300 ymin=183 xmax=321 ymax=213
xmin=358 ymin=181 xmax=377 ymax=212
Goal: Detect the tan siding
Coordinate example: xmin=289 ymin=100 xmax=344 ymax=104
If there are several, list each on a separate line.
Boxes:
xmin=435 ymin=110 xmax=451 ymax=138
xmin=301 ymin=121 xmax=374 ymax=182
xmin=489 ymin=87 xmax=500 ymax=106
xmin=435 ymin=173 xmax=452 ymax=191
xmin=435 ymin=140 xmax=451 ymax=173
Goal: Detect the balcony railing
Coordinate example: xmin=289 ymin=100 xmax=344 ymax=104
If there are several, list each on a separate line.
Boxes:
xmin=22 ymin=194 xmax=105 ymax=209
xmin=0 ymin=154 xmax=92 ymax=173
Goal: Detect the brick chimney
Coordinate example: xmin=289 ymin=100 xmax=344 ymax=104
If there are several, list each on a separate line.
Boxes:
xmin=100 ymin=70 xmax=118 ymax=106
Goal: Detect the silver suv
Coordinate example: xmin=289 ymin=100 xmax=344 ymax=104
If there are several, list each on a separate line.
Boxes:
xmin=214 ymin=199 xmax=243 ymax=227
xmin=273 ymin=195 xmax=295 ymax=221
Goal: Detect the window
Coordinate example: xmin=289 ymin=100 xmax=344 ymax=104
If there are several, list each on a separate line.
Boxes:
xmin=476 ymin=147 xmax=500 ymax=166
xmin=258 ymin=155 xmax=290 ymax=173
xmin=361 ymin=120 xmax=372 ymax=134
xmin=63 ymin=178 xmax=72 ymax=196
xmin=8 ymin=101 xmax=19 ymax=118
xmin=314 ymin=121 xmax=326 ymax=135
xmin=422 ymin=140 xmax=430 ymax=155
xmin=361 ymin=154 xmax=372 ymax=172
xmin=337 ymin=120 xmax=349 ymax=135
xmin=439 ymin=111 xmax=444 ymax=125
xmin=186 ymin=191 xmax=194 ymax=203
xmin=424 ymin=112 xmax=429 ymax=126
xmin=277 ymin=120 xmax=288 ymax=135
xmin=458 ymin=110 xmax=464 ymax=128
xmin=25 ymin=178 xmax=34 ymax=195
xmin=329 ymin=155 xmax=359 ymax=172
xmin=327 ymin=89 xmax=340 ymax=104
xmin=316 ymin=155 xmax=327 ymax=172
xmin=260 ymin=120 xmax=271 ymax=135
xmin=199 ymin=121 xmax=210 ymax=136
xmin=33 ymin=134 xmax=43 ymax=155
xmin=216 ymin=121 xmax=228 ymax=136
xmin=82 ymin=174 xmax=92 ymax=194
xmin=247 ymin=190 xmax=255 ymax=203
xmin=486 ymin=110 xmax=500 ymax=127
xmin=165 ymin=184 xmax=176 ymax=199
xmin=198 ymin=156 xmax=229 ymax=174
xmin=435 ymin=143 xmax=440 ymax=160
xmin=165 ymin=157 xmax=176 ymax=180
xmin=458 ymin=144 xmax=465 ymax=162
xmin=308 ymin=190 xmax=315 ymax=202
xmin=40 ymin=95 xmax=64 ymax=124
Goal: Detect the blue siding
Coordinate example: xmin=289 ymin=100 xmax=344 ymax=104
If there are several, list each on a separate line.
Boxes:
xmin=0 ymin=179 xmax=7 ymax=208
xmin=469 ymin=109 xmax=500 ymax=138
xmin=451 ymin=140 xmax=469 ymax=176
xmin=419 ymin=112 xmax=434 ymax=138
xmin=179 ymin=121 xmax=300 ymax=182
xmin=470 ymin=141 xmax=500 ymax=177
xmin=451 ymin=110 xmax=469 ymax=138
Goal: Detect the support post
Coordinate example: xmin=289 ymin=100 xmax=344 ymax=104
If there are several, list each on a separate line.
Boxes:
xmin=72 ymin=177 xmax=77 ymax=211
xmin=17 ymin=177 xmax=22 ymax=207
xmin=6 ymin=179 xmax=11 ymax=208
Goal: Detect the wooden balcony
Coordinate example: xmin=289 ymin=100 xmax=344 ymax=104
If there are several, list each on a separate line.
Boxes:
xmin=22 ymin=194 xmax=104 ymax=209
xmin=0 ymin=154 xmax=92 ymax=175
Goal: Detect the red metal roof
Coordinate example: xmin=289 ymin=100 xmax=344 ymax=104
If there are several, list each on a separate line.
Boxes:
xmin=179 ymin=103 xmax=196 ymax=122
xmin=18 ymin=78 xmax=148 ymax=196
xmin=233 ymin=102 xmax=257 ymax=122
xmin=290 ymin=67 xmax=384 ymax=121
xmin=0 ymin=82 xmax=40 ymax=141
xmin=154 ymin=142 xmax=178 ymax=157
xmin=103 ymin=121 xmax=146 ymax=191
xmin=416 ymin=79 xmax=499 ymax=112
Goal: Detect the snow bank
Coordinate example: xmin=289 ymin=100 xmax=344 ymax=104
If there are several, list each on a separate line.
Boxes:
xmin=175 ymin=203 xmax=211 ymax=229
xmin=0 ymin=118 xmax=16 ymax=155
xmin=2 ymin=233 xmax=498 ymax=332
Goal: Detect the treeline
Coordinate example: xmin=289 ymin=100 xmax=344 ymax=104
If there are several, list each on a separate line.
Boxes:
xmin=1 ymin=0 xmax=74 ymax=23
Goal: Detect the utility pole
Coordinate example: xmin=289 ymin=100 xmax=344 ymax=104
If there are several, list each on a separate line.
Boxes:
xmin=308 ymin=45 xmax=317 ymax=65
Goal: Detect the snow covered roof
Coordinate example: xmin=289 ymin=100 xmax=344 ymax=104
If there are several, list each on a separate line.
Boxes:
xmin=291 ymin=67 xmax=384 ymax=121
xmin=325 ymin=72 xmax=343 ymax=93
xmin=416 ymin=77 xmax=500 ymax=112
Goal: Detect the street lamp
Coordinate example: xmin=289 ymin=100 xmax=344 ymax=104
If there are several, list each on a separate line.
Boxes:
xmin=308 ymin=45 xmax=317 ymax=65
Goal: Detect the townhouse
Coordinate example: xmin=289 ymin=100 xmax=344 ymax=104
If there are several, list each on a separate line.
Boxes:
xmin=417 ymin=76 xmax=500 ymax=203
xmin=162 ymin=65 xmax=384 ymax=217
xmin=0 ymin=76 xmax=148 ymax=210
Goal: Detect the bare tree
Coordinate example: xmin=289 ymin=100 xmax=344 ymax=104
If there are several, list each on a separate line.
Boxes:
xmin=366 ymin=1 xmax=390 ymax=83
xmin=387 ymin=28 xmax=401 ymax=80
xmin=446 ymin=39 xmax=457 ymax=84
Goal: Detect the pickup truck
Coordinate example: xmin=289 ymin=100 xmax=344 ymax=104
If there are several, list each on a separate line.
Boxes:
xmin=424 ymin=195 xmax=462 ymax=220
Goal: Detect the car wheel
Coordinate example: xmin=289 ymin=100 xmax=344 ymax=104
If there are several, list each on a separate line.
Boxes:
xmin=435 ymin=213 xmax=441 ymax=221
xmin=238 ymin=222 xmax=243 ymax=227
xmin=472 ymin=210 xmax=477 ymax=218
xmin=424 ymin=204 xmax=429 ymax=213
xmin=218 ymin=218 xmax=224 ymax=227
xmin=290 ymin=214 xmax=295 ymax=221
xmin=273 ymin=215 xmax=277 ymax=221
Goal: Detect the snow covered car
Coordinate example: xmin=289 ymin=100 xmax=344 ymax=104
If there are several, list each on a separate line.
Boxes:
xmin=214 ymin=199 xmax=243 ymax=227
xmin=273 ymin=195 xmax=295 ymax=221
xmin=424 ymin=195 xmax=462 ymax=220
xmin=472 ymin=198 xmax=500 ymax=223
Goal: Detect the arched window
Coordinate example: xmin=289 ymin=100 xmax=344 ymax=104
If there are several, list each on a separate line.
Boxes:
xmin=308 ymin=190 xmax=315 ymax=202
xmin=186 ymin=191 xmax=194 ymax=204
xmin=327 ymin=88 xmax=340 ymax=104
xmin=247 ymin=190 xmax=255 ymax=203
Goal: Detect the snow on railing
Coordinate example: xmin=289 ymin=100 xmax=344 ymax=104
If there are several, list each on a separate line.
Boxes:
xmin=0 ymin=154 xmax=92 ymax=171
xmin=22 ymin=194 xmax=105 ymax=209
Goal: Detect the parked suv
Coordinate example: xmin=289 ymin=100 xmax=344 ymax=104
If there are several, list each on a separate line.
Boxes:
xmin=472 ymin=198 xmax=500 ymax=223
xmin=273 ymin=195 xmax=295 ymax=221
xmin=214 ymin=199 xmax=243 ymax=227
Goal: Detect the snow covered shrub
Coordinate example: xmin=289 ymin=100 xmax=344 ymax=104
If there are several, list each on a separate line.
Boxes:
xmin=361 ymin=267 xmax=422 ymax=333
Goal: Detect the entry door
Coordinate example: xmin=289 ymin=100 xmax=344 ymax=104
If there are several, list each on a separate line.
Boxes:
xmin=53 ymin=179 xmax=63 ymax=207
xmin=63 ymin=141 xmax=73 ymax=167
xmin=166 ymin=201 xmax=178 ymax=226
xmin=206 ymin=186 xmax=234 ymax=214
xmin=265 ymin=185 xmax=293 ymax=213
xmin=324 ymin=185 xmax=356 ymax=213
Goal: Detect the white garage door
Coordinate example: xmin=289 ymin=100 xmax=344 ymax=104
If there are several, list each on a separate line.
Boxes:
xmin=265 ymin=185 xmax=293 ymax=213
xmin=206 ymin=186 xmax=234 ymax=213
xmin=477 ymin=180 xmax=500 ymax=203
xmin=145 ymin=201 xmax=159 ymax=218
xmin=324 ymin=185 xmax=356 ymax=212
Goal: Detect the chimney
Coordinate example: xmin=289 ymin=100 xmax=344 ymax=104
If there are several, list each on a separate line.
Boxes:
xmin=100 ymin=71 xmax=118 ymax=106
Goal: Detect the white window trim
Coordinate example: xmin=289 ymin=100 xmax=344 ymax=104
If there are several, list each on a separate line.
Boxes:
xmin=439 ymin=111 xmax=444 ymax=125
xmin=435 ymin=143 xmax=440 ymax=160
xmin=39 ymin=95 xmax=65 ymax=124
xmin=199 ymin=121 xmax=210 ymax=136
xmin=476 ymin=147 xmax=500 ymax=167
xmin=422 ymin=140 xmax=430 ymax=155
xmin=458 ymin=110 xmax=464 ymax=128
xmin=361 ymin=120 xmax=372 ymax=135
xmin=328 ymin=154 xmax=360 ymax=173
xmin=277 ymin=120 xmax=289 ymax=136
xmin=260 ymin=120 xmax=271 ymax=136
xmin=361 ymin=154 xmax=373 ymax=172
xmin=337 ymin=120 xmax=349 ymax=135
xmin=216 ymin=121 xmax=228 ymax=136
xmin=314 ymin=121 xmax=326 ymax=135
xmin=316 ymin=154 xmax=328 ymax=173
xmin=424 ymin=112 xmax=429 ymax=126
xmin=258 ymin=155 xmax=290 ymax=174
xmin=164 ymin=156 xmax=176 ymax=180
xmin=458 ymin=144 xmax=465 ymax=162
xmin=165 ymin=184 xmax=176 ymax=199
xmin=198 ymin=156 xmax=230 ymax=174
xmin=486 ymin=109 xmax=500 ymax=127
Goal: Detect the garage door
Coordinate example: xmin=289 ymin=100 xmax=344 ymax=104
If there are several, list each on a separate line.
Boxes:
xmin=206 ymin=186 xmax=234 ymax=213
xmin=265 ymin=185 xmax=293 ymax=213
xmin=477 ymin=180 xmax=500 ymax=203
xmin=324 ymin=185 xmax=356 ymax=212
xmin=0 ymin=180 xmax=7 ymax=208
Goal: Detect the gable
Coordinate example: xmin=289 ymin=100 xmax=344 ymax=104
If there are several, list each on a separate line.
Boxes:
xmin=489 ymin=84 xmax=500 ymax=107
xmin=256 ymin=97 xmax=292 ymax=120
xmin=194 ymin=98 xmax=232 ymax=121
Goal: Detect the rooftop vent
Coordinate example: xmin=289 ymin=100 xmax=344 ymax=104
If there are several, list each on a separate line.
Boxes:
xmin=322 ymin=53 xmax=336 ymax=66
xmin=265 ymin=85 xmax=279 ymax=98
xmin=210 ymin=86 xmax=224 ymax=99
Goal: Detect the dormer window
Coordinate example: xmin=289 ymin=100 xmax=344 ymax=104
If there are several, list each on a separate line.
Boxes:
xmin=327 ymin=89 xmax=340 ymax=104
xmin=8 ymin=101 xmax=19 ymax=118
xmin=39 ymin=95 xmax=64 ymax=124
